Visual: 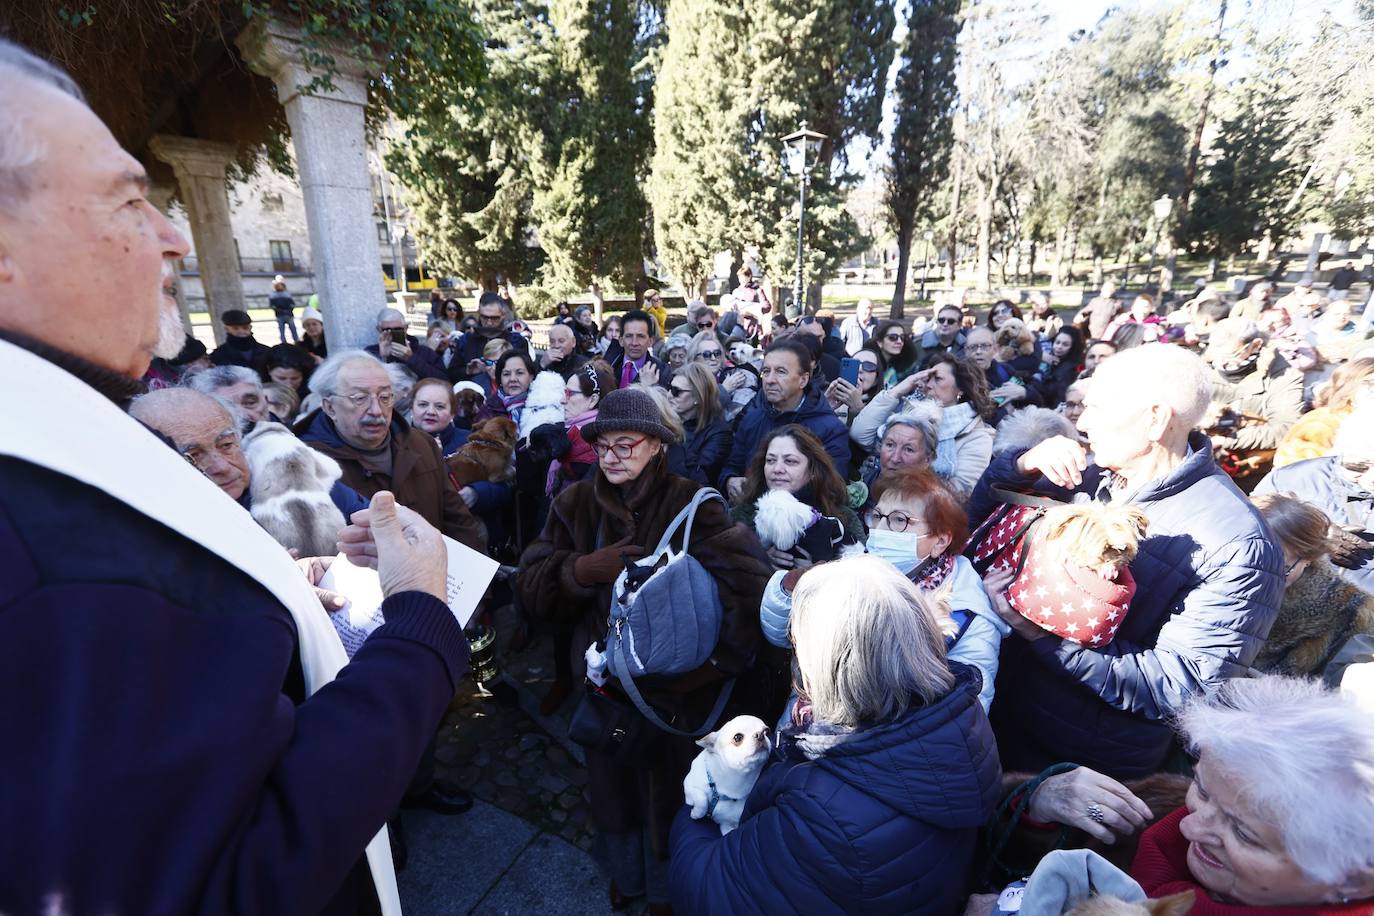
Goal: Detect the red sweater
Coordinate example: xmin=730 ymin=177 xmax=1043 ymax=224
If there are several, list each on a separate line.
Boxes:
xmin=1132 ymin=807 xmax=1374 ymax=916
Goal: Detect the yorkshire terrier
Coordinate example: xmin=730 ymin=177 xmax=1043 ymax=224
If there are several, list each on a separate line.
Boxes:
xmin=1036 ymin=502 xmax=1150 ymax=580
xmin=448 ymin=416 xmax=518 ymax=487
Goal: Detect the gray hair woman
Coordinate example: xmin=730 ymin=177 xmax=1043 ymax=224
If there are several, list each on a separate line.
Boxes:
xmin=859 ymin=399 xmax=941 ymax=487
xmin=669 ymin=555 xmax=1001 ymax=913
xmin=1019 ymin=675 xmax=1374 ymax=912
xmin=693 ymin=328 xmax=758 ymax=422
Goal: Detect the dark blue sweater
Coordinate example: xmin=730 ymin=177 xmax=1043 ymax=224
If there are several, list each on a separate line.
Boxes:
xmin=0 ymin=457 xmax=469 ymax=915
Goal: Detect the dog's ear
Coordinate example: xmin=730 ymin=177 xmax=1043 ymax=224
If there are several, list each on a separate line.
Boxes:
xmin=696 ymin=730 xmax=718 ymax=750
xmin=1144 ymin=890 xmax=1194 ymax=916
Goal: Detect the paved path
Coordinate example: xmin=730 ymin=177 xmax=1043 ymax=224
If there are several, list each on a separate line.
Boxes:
xmin=398 ymin=603 xmax=644 ymax=915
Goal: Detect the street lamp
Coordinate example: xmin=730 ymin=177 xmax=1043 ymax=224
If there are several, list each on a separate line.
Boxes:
xmin=920 ymin=228 xmax=935 ymax=302
xmin=1146 ymin=194 xmax=1173 ymax=292
xmin=782 ymin=122 xmax=827 ymax=318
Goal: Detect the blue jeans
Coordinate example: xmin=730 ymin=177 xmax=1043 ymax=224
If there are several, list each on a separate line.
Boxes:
xmin=276 ymin=314 xmax=298 ymax=343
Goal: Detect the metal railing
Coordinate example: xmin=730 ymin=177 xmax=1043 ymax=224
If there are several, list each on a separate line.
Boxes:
xmin=178 ymin=256 xmax=307 ymax=275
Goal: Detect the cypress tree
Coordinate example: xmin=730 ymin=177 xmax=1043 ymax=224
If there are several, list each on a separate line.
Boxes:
xmin=884 ymin=0 xmax=961 ymax=317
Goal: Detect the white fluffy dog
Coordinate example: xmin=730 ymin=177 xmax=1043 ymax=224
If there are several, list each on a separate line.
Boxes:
xmin=992 ymin=406 xmax=1078 ymax=456
xmin=242 ymin=422 xmax=347 ymax=558
xmin=683 ymin=715 xmax=771 ymax=834
xmin=519 ymin=369 xmax=566 ymax=440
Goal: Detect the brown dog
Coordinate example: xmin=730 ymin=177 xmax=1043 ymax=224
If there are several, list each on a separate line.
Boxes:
xmin=1068 ymin=890 xmax=1194 ymax=916
xmin=448 ymin=416 xmax=517 ymax=486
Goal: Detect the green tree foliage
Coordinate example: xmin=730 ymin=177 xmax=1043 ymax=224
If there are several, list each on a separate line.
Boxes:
xmin=385 ymin=0 xmax=550 ymax=289
xmin=883 ymin=0 xmax=961 ymax=315
xmin=651 ymin=0 xmax=895 ymax=305
xmin=748 ymin=0 xmax=896 ymax=310
xmin=648 ymin=0 xmax=757 ymax=296
xmin=1186 ymin=38 xmax=1302 ymax=260
xmin=529 ymin=0 xmax=652 ymax=293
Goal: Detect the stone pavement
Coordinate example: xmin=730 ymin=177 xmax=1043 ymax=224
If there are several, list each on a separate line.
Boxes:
xmin=398 ymin=604 xmax=646 ymax=915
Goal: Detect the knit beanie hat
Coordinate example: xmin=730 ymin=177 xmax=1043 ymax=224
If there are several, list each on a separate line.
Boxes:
xmin=581 ymin=387 xmax=678 ymax=444
xmin=301 ymin=306 xmax=323 ymax=324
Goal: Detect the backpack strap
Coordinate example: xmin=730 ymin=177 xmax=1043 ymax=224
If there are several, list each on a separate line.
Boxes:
xmin=652 ymin=487 xmax=725 ymax=556
xmin=609 ymin=633 xmax=735 ymax=737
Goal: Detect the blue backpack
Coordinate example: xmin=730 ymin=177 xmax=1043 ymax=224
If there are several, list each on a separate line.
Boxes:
xmin=605 ymin=487 xmax=732 ymax=736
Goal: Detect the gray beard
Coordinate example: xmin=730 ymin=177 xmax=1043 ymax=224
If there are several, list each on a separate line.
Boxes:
xmin=153 ymin=300 xmax=186 ymax=359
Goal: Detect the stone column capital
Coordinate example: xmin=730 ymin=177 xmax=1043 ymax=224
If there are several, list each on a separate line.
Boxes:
xmin=236 ymin=17 xmax=375 ymax=108
xmin=148 ymin=135 xmax=238 ymax=180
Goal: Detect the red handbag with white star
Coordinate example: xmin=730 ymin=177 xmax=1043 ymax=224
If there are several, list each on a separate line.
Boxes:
xmin=966 ymin=489 xmax=1136 ymax=646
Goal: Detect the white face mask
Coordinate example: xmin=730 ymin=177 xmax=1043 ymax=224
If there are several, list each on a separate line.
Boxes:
xmin=865 ymin=528 xmax=923 ymax=575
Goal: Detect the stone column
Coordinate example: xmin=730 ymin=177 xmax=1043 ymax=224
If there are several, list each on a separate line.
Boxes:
xmin=237 ymin=19 xmax=386 ymax=351
xmin=146 ymin=183 xmax=195 ymax=335
xmin=148 ymin=136 xmax=244 ymax=345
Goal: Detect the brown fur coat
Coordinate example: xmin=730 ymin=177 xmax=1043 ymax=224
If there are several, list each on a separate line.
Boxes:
xmin=515 ymin=454 xmax=777 ymax=853
xmin=1255 ymin=558 xmax=1374 ymax=677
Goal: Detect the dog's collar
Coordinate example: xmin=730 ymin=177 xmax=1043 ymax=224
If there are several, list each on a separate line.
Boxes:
xmin=705 ymin=767 xmax=744 ymax=818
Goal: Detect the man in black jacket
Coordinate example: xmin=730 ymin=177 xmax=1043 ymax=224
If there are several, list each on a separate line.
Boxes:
xmin=447 ymin=292 xmax=530 ymax=382
xmin=209 ymin=308 xmax=271 ymax=370
xmin=0 ymin=39 xmax=467 ymax=915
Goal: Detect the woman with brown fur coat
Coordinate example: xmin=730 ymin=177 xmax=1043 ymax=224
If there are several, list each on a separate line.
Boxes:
xmin=1252 ymin=492 xmax=1374 ymax=678
xmin=516 ymin=387 xmax=775 ymax=912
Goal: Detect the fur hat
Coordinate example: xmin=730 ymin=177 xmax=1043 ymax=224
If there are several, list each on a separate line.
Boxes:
xmin=581 ymin=387 xmax=678 ymax=444
xmin=301 ymin=306 xmax=323 ymax=324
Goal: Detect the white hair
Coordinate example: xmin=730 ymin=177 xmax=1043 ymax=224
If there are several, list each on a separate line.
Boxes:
xmin=375 ymin=307 xmax=406 ymax=327
xmin=130 ymin=386 xmax=242 ymax=437
xmin=0 ymin=40 xmax=86 ymax=212
xmin=309 ymin=350 xmax=388 ymax=398
xmin=1178 ymin=675 xmax=1374 ymax=885
xmin=182 ymin=364 xmax=261 ymax=396
xmin=877 ymin=399 xmax=941 ymax=459
xmin=789 ymin=556 xmax=954 ymax=728
xmin=1090 ymin=344 xmax=1213 ymax=431
xmin=1334 ymin=403 xmax=1374 ymax=465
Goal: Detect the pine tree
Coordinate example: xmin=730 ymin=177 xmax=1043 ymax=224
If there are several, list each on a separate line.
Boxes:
xmin=1187 ymin=39 xmax=1302 ymax=261
xmin=884 ymin=0 xmax=961 ymax=317
xmin=746 ymin=0 xmax=896 ymax=311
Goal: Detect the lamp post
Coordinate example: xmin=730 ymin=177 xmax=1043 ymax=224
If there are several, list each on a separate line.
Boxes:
xmin=782 ymin=122 xmax=827 ymax=318
xmin=1146 ymin=194 xmax=1173 ymax=292
xmin=920 ymin=228 xmax=934 ymax=302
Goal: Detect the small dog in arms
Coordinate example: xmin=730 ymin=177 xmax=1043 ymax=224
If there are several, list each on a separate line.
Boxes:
xmin=242 ymin=421 xmax=347 ymax=558
xmin=683 ymin=715 xmax=771 ymax=834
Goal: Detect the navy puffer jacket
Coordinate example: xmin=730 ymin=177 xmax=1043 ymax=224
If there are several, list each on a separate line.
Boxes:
xmin=719 ymin=391 xmax=851 ymax=485
xmin=669 ymin=664 xmax=1001 ymax=915
xmin=1253 ymin=456 xmax=1374 ymax=594
xmin=969 ymin=433 xmax=1284 ymax=779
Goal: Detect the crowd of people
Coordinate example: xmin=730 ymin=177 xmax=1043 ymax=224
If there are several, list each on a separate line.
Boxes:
xmin=6 ymin=36 xmax=1374 ymax=916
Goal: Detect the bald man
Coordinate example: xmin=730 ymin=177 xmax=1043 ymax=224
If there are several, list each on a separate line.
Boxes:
xmin=129 ymin=387 xmax=368 ymax=517
xmin=539 ymin=322 xmax=589 ymax=380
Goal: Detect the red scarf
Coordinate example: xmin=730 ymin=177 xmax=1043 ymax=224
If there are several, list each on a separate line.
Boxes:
xmin=1132 ymin=808 xmax=1374 ymax=916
